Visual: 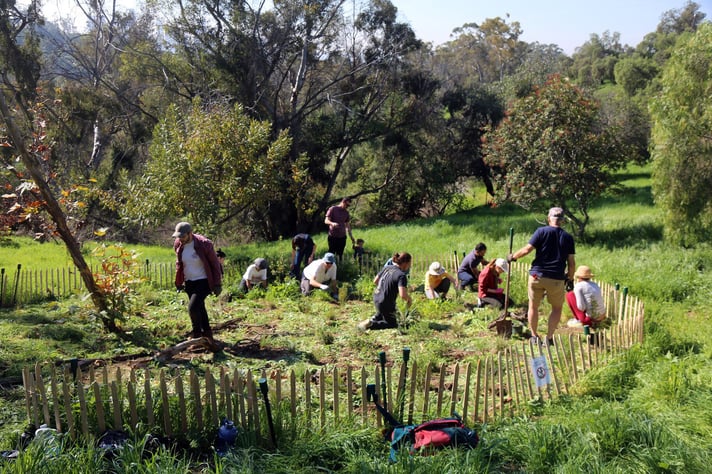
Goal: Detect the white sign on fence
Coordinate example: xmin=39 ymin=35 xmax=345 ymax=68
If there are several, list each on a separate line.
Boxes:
xmin=530 ymin=356 xmax=550 ymax=388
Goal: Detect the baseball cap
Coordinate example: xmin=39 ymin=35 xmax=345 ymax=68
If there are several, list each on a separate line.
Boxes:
xmin=495 ymin=258 xmax=509 ymax=273
xmin=172 ymin=222 xmax=192 ymax=238
xmin=548 ymin=207 xmax=565 ymax=220
xmin=323 ymin=252 xmax=336 ymax=264
xmin=254 ymin=258 xmax=268 ymax=270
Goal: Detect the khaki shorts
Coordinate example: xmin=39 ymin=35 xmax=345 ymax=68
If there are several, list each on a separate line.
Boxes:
xmin=528 ymin=276 xmax=565 ymax=309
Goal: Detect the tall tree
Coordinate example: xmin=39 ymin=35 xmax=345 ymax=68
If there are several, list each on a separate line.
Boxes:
xmin=483 ymin=75 xmax=631 ymax=238
xmin=650 ymin=23 xmax=712 ymax=247
xmin=146 ymin=0 xmax=423 ymax=238
xmin=570 ymin=31 xmax=627 ymax=87
xmin=437 ymin=15 xmax=525 ymax=87
xmin=0 ymin=0 xmax=114 ymax=329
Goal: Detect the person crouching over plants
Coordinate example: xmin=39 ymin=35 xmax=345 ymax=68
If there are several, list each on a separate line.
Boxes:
xmin=239 ymin=258 xmax=268 ymax=293
xmin=424 ymin=261 xmax=457 ymax=300
xmin=300 ymin=252 xmax=338 ymax=298
xmin=566 ymin=265 xmax=606 ymax=327
xmin=358 ymin=252 xmax=412 ymax=331
xmin=477 ymin=258 xmax=514 ymax=309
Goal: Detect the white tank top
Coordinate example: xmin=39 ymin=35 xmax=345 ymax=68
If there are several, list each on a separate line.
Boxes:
xmin=182 ymin=241 xmax=208 ymax=281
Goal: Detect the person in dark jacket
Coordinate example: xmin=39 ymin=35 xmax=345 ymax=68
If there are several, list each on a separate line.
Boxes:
xmin=173 ymin=222 xmax=222 ymax=348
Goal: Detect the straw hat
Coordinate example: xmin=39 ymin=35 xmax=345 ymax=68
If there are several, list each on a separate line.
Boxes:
xmin=574 ymin=265 xmax=594 ymax=279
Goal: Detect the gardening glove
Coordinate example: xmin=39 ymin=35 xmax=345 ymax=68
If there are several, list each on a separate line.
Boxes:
xmin=213 ymin=285 xmax=222 ymax=297
xmin=320 ymin=284 xmax=329 ymax=291
xmin=565 ymin=279 xmax=574 ymax=292
xmin=507 ymin=253 xmax=516 ymax=263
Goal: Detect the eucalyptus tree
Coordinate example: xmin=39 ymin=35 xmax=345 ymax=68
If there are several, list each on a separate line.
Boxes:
xmin=569 ymin=31 xmax=628 ymax=87
xmin=149 ymin=0 xmax=423 ymax=238
xmin=436 ymin=15 xmax=526 ymax=87
xmin=0 ymin=0 xmax=114 ymax=329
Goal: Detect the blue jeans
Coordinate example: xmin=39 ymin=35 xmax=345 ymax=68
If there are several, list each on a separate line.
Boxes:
xmin=290 ymin=242 xmax=315 ymax=279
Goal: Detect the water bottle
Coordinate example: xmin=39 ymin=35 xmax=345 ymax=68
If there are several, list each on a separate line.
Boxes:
xmin=216 ymin=418 xmax=237 ymax=455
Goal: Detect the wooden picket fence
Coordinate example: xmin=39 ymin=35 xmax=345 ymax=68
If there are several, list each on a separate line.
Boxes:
xmin=0 ymin=250 xmax=467 ymax=307
xmin=22 ymin=285 xmax=644 ymax=441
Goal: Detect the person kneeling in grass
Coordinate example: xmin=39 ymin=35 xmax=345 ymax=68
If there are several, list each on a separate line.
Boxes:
xmin=359 ymin=252 xmax=412 ymax=331
xmin=424 ymin=261 xmax=457 ymax=300
xmin=566 ymin=265 xmax=606 ymax=327
xmin=477 ymin=258 xmax=514 ymax=309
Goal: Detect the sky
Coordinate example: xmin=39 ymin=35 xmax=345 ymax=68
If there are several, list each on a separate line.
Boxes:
xmin=390 ymin=0 xmax=712 ymax=54
xmin=40 ymin=0 xmax=711 ymax=55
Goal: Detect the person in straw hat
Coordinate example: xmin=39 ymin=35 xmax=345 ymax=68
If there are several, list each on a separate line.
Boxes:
xmin=424 ymin=261 xmax=457 ymax=300
xmin=566 ymin=265 xmax=607 ymax=326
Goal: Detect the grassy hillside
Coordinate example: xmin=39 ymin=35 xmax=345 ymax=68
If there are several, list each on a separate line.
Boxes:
xmin=0 ymin=164 xmax=711 ymax=472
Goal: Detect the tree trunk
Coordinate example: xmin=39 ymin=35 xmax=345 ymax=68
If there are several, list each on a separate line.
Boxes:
xmin=0 ymin=93 xmax=116 ymax=332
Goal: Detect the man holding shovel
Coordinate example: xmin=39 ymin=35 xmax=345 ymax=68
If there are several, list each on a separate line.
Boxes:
xmin=508 ymin=207 xmax=575 ymax=346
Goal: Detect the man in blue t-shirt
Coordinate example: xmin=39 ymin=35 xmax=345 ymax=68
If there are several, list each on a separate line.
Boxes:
xmin=509 ymin=207 xmax=575 ymax=346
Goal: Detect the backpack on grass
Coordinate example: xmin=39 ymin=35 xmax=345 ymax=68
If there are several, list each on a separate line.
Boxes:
xmin=388 ymin=415 xmax=478 ymax=462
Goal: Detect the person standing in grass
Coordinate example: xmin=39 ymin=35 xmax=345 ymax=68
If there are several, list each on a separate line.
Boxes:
xmin=566 ymin=265 xmax=606 ymax=327
xmin=324 ymin=197 xmax=355 ymax=259
xmin=359 ymin=252 xmax=412 ymax=330
xmin=509 ymin=207 xmax=575 ymax=346
xmin=457 ymin=243 xmax=488 ymax=291
xmin=173 ymin=222 xmax=222 ymax=346
xmin=424 ymin=261 xmax=457 ymax=300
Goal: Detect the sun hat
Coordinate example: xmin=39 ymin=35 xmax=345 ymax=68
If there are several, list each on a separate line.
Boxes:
xmin=494 ymin=258 xmax=509 ymax=273
xmin=323 ymin=252 xmax=336 ymax=264
xmin=254 ymin=258 xmax=268 ymax=270
xmin=574 ymin=265 xmax=594 ymax=279
xmin=428 ymin=261 xmax=445 ymax=275
xmin=172 ymin=222 xmax=192 ymax=238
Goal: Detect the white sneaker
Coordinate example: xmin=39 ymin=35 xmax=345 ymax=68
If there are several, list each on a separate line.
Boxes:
xmin=567 ymin=318 xmax=583 ymax=328
xmin=357 ymin=319 xmax=373 ymax=331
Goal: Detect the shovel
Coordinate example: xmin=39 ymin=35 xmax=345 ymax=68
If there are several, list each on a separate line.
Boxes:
xmin=493 ymin=228 xmax=514 ymax=338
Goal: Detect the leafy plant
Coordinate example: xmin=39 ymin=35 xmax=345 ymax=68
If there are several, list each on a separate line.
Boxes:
xmin=91 ymin=244 xmax=147 ymax=328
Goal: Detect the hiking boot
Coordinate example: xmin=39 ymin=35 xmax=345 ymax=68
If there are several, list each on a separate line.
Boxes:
xmin=530 ymin=335 xmax=542 ymax=345
xmin=357 ymin=319 xmax=373 ymax=332
xmin=546 ymin=338 xmax=555 ymax=347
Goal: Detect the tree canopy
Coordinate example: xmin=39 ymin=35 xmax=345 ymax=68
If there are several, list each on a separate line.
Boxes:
xmin=0 ymin=0 xmax=709 ymax=246
xmin=483 ymin=75 xmax=631 ymax=238
xmin=650 ymin=23 xmax=712 ymax=247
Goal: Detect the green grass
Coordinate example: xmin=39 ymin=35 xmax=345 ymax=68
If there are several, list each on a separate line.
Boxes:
xmin=1 ymin=163 xmax=711 ymax=472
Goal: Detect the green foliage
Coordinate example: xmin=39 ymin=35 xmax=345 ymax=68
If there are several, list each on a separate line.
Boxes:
xmin=650 ymin=23 xmax=712 ymax=247
xmin=121 ymin=101 xmax=291 ymax=234
xmin=484 ymin=74 xmax=633 ymax=238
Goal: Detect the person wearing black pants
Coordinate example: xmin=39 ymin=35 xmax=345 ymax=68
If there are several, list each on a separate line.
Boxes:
xmin=358 ymin=252 xmax=412 ymax=331
xmin=173 ymin=222 xmax=223 ymax=348
xmin=324 ymin=197 xmax=354 ymax=258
